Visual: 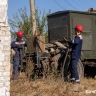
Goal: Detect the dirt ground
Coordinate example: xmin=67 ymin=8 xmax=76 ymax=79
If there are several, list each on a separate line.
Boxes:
xmin=10 ymin=71 xmax=96 ymax=96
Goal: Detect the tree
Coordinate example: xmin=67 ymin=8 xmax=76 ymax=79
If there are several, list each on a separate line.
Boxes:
xmin=9 ymin=7 xmax=50 ymax=42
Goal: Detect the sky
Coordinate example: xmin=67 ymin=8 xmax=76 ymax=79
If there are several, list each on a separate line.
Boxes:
xmin=8 ymin=0 xmax=96 ymax=19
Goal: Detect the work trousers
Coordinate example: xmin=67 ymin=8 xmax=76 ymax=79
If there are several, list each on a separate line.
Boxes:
xmin=12 ymin=57 xmax=19 ymax=76
xmin=70 ymin=59 xmax=79 ymax=80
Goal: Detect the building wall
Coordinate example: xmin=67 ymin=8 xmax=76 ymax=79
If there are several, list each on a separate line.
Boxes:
xmin=0 ymin=0 xmax=10 ymax=96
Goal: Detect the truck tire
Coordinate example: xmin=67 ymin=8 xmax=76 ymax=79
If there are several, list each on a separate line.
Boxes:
xmin=78 ymin=60 xmax=84 ymax=78
xmin=62 ymin=57 xmax=70 ymax=81
xmin=62 ymin=59 xmax=84 ymax=81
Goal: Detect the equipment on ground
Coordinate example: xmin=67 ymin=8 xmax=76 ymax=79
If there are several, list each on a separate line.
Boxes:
xmin=21 ymin=9 xmax=96 ymax=81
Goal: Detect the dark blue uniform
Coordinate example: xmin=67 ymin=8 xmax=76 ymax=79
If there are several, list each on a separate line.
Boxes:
xmin=11 ymin=38 xmax=27 ymax=76
xmin=69 ymin=35 xmax=83 ymax=82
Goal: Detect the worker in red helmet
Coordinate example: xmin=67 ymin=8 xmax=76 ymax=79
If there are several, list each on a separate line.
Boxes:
xmin=17 ymin=30 xmax=24 ymax=38
xmin=11 ymin=30 xmax=27 ymax=81
xmin=65 ymin=24 xmax=83 ymax=84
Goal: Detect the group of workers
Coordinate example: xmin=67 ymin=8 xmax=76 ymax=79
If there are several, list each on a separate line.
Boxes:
xmin=11 ymin=24 xmax=83 ymax=84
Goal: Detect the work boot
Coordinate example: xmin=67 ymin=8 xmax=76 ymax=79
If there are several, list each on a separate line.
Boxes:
xmin=70 ymin=78 xmax=80 ymax=84
xmin=70 ymin=80 xmax=80 ymax=84
xmin=11 ymin=74 xmax=19 ymax=83
xmin=70 ymin=78 xmax=76 ymax=84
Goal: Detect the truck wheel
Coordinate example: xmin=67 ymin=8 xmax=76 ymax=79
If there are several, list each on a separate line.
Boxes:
xmin=62 ymin=57 xmax=70 ymax=81
xmin=78 ymin=60 xmax=84 ymax=78
xmin=62 ymin=59 xmax=84 ymax=81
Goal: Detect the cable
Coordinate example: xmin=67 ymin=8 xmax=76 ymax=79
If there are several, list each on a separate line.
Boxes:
xmin=79 ymin=0 xmax=89 ymax=8
xmin=54 ymin=0 xmax=65 ymax=10
xmin=64 ymin=0 xmax=77 ymax=10
xmin=72 ymin=0 xmax=85 ymax=10
xmin=86 ymin=0 xmax=93 ymax=7
xmin=80 ymin=0 xmax=93 ymax=7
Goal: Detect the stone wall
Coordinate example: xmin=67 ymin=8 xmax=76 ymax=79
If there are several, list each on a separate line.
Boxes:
xmin=0 ymin=0 xmax=10 ymax=96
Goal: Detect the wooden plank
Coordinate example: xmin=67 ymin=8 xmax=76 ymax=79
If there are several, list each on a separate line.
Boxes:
xmin=38 ymin=36 xmax=45 ymax=52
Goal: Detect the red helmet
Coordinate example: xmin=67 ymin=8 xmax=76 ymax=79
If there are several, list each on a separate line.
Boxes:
xmin=75 ymin=25 xmax=83 ymax=32
xmin=17 ymin=30 xmax=24 ymax=37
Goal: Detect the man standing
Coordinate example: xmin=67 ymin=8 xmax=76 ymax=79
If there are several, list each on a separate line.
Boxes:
xmin=11 ymin=30 xmax=27 ymax=80
xmin=68 ymin=25 xmax=83 ymax=84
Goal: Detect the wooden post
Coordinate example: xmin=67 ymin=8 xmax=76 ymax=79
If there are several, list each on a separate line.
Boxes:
xmin=30 ymin=0 xmax=36 ymax=35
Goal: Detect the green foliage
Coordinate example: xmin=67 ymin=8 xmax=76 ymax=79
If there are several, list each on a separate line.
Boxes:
xmin=9 ymin=7 xmax=50 ymax=42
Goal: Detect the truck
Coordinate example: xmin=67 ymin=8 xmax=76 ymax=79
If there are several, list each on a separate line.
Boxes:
xmin=22 ymin=9 xmax=96 ymax=81
xmin=47 ymin=9 xmax=96 ymax=78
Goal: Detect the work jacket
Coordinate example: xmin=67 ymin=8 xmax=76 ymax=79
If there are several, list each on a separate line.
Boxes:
xmin=68 ymin=35 xmax=83 ymax=59
xmin=11 ymin=38 xmax=27 ymax=59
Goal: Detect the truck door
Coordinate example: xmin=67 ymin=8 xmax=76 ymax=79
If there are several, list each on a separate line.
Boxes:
xmin=71 ymin=17 xmax=92 ymax=51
